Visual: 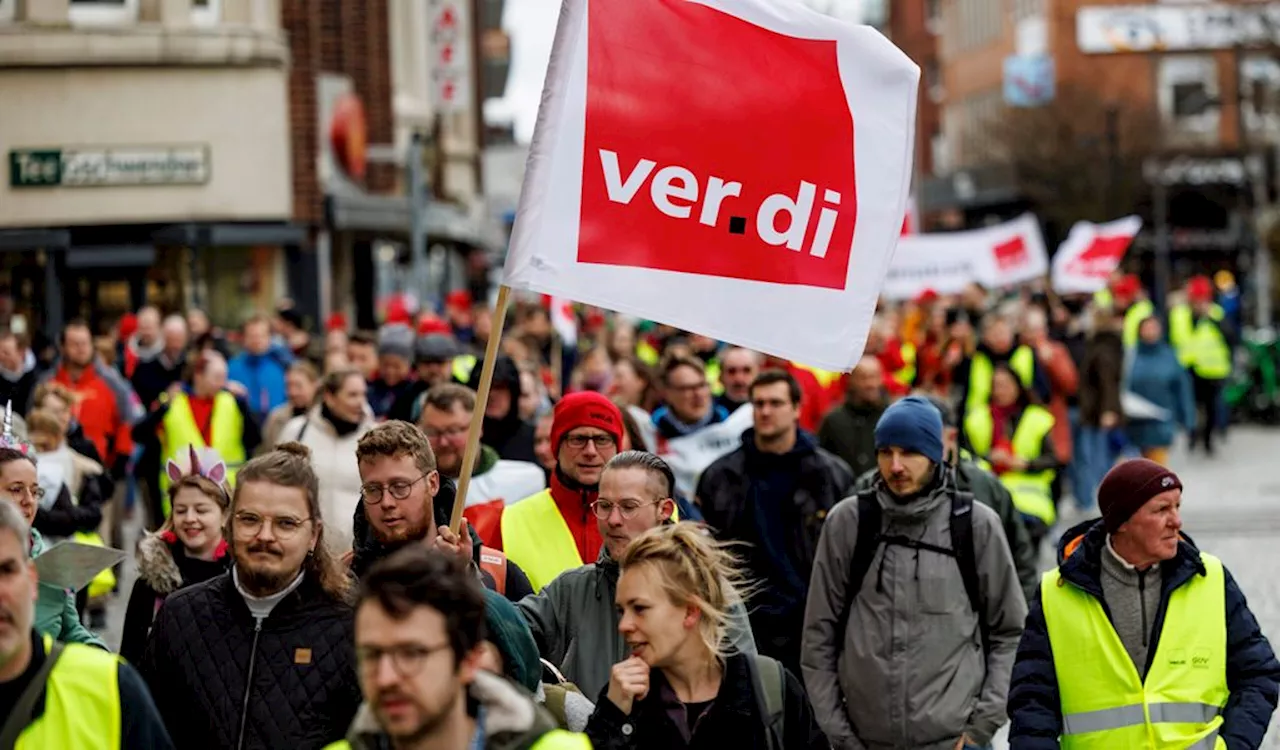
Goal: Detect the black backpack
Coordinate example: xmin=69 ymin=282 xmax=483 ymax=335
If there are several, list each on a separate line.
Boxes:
xmin=836 ymin=486 xmax=989 ymax=653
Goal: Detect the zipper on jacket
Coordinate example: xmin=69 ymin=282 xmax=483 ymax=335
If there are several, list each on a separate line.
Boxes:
xmin=236 ymin=619 xmax=264 ymax=750
xmin=1138 ymin=570 xmax=1148 ymax=648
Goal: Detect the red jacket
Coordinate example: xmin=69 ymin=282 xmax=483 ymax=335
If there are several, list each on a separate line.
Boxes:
xmin=52 ymin=365 xmax=133 ymax=464
xmin=491 ymin=471 xmax=602 ymax=563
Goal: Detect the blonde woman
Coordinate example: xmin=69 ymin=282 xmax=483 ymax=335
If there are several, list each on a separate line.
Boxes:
xmin=586 ymin=524 xmax=825 ymax=749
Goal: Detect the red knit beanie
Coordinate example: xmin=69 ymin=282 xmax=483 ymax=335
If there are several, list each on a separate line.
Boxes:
xmin=550 ymin=392 xmax=624 ymax=453
xmin=1098 ymin=459 xmax=1182 ymax=533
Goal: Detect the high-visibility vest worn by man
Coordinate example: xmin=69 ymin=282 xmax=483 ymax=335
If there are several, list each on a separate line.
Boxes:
xmin=156 ymin=389 xmax=249 ymax=512
xmin=1170 ymin=300 xmax=1232 ymax=381
xmin=0 ymin=502 xmax=174 ymax=749
xmin=1008 ymin=459 xmax=1280 ymax=750
xmin=500 ymin=392 xmax=624 ymax=591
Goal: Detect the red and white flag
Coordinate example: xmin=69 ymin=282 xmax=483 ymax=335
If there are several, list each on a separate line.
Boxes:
xmin=502 ymin=0 xmax=919 ymax=371
xmin=1051 ymin=216 xmax=1141 ymax=294
xmin=883 ymin=213 xmax=1049 ymax=300
xmin=547 ymin=296 xmax=578 ymax=347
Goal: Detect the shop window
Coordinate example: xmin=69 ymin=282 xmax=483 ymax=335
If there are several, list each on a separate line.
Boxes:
xmin=68 ymin=0 xmax=139 ymax=25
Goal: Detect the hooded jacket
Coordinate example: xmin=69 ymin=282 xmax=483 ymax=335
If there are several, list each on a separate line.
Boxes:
xmin=119 ymin=530 xmax=230 ymax=665
xmin=327 ymin=671 xmax=588 ymax=750
xmin=1008 ymin=519 xmax=1280 ymax=750
xmin=282 ymin=403 xmax=376 ymax=554
xmin=470 ymin=355 xmax=538 ymax=463
xmin=853 ymin=460 xmax=1039 ymax=603
xmin=518 ymin=545 xmax=758 ymax=700
xmin=801 ymin=472 xmax=1027 ymax=749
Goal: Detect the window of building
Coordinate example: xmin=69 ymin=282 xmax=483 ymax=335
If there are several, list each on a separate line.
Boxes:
xmin=68 ymin=0 xmax=139 ymax=25
xmin=926 ymin=0 xmax=943 ymax=34
xmin=1158 ymin=55 xmax=1220 ymax=141
xmin=191 ymin=0 xmax=220 ymax=26
xmin=0 ymin=0 xmax=13 ymax=24
xmin=925 ymin=59 xmax=944 ymax=103
xmin=1242 ymin=54 xmax=1280 ymax=139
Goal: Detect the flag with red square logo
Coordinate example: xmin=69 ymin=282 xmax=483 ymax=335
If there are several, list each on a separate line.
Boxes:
xmin=502 ymin=0 xmax=919 ymax=371
xmin=1052 ymin=216 xmax=1141 ymax=294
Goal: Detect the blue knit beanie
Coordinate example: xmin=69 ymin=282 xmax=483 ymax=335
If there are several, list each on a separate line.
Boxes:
xmin=874 ymin=396 xmax=944 ymax=464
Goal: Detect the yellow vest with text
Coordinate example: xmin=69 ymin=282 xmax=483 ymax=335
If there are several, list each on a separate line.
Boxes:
xmin=501 ymin=490 xmax=587 ymax=592
xmin=1123 ymin=299 xmax=1157 ymax=349
xmin=159 ymin=391 xmax=246 ymax=514
xmin=965 ymin=346 xmax=1035 ymax=411
xmin=894 ymin=342 xmax=918 ymax=389
xmin=323 ymin=728 xmax=592 ymax=750
xmin=1041 ymin=552 xmax=1229 ymax=750
xmin=964 ymin=404 xmax=1056 ymax=525
xmin=16 ymin=635 xmax=122 ymax=750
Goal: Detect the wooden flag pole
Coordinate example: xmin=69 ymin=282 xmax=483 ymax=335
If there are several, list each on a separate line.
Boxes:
xmin=450 ymin=284 xmax=512 ymax=533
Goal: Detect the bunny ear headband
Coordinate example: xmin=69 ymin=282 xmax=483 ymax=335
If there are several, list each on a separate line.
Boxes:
xmin=167 ymin=445 xmax=229 ymax=490
xmin=0 ymin=401 xmax=32 ymax=455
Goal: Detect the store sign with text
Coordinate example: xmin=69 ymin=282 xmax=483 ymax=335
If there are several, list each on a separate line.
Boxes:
xmin=1078 ymin=3 xmax=1280 ymax=53
xmin=8 ymin=146 xmax=210 ymax=189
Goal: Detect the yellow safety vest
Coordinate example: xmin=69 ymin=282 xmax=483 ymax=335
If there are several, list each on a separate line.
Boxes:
xmin=71 ymin=530 xmax=117 ymax=599
xmin=17 ymin=635 xmax=122 ymax=749
xmin=706 ymin=358 xmax=723 ymax=396
xmin=159 ymin=391 xmax=246 ymax=515
xmin=964 ymin=404 xmax=1056 ymax=525
xmin=453 ymin=354 xmax=478 ymax=384
xmin=894 ymin=342 xmax=918 ymax=389
xmin=1170 ymin=306 xmax=1231 ymax=380
xmin=1123 ymin=299 xmax=1156 ymax=349
xmin=636 ymin=340 xmax=660 ymax=367
xmin=792 ymin=362 xmax=843 ymax=390
xmin=1041 ymin=552 xmax=1229 ymax=750
xmin=324 ymin=728 xmax=592 ymax=750
xmin=501 ymin=490 xmax=586 ymax=592
xmin=965 ymin=346 xmax=1035 ymax=411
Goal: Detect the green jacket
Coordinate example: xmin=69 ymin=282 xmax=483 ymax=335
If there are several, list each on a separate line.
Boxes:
xmin=31 ymin=528 xmax=107 ymax=649
xmin=853 ymin=461 xmax=1039 ymax=602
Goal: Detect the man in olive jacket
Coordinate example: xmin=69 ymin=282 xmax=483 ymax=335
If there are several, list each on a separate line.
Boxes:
xmin=852 ymin=395 xmax=1039 ymax=601
xmin=518 ymin=451 xmax=756 ymax=698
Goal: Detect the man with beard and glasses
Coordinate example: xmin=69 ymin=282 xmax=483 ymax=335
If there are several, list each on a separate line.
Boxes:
xmin=350 ymin=421 xmax=533 ymax=602
xmin=140 ymin=443 xmax=361 ymax=750
xmin=324 ymin=546 xmax=589 ymax=750
xmin=0 ymin=500 xmax=174 ymax=748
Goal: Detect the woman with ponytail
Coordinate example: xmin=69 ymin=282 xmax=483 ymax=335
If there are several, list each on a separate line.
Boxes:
xmin=586 ymin=523 xmax=826 ymax=749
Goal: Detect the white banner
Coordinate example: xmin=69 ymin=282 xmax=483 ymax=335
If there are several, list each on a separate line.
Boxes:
xmin=628 ymin=404 xmax=753 ymax=501
xmin=501 ymin=0 xmax=919 ymax=371
xmin=1051 ymin=215 xmax=1142 ymax=294
xmin=1077 ymin=4 xmax=1280 ymax=54
xmin=882 ymin=213 xmax=1049 ymax=300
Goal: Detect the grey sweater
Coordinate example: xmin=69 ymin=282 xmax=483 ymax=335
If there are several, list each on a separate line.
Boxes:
xmin=1100 ymin=537 xmax=1164 ymax=678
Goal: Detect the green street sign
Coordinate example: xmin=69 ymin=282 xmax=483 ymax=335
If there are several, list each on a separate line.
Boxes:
xmin=9 ymin=150 xmax=62 ymax=188
xmin=7 ymin=146 xmax=210 ymax=189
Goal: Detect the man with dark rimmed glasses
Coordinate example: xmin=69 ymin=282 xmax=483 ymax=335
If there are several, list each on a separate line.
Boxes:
xmin=351 ymin=421 xmax=532 ymax=603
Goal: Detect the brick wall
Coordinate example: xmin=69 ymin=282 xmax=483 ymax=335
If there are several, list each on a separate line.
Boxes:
xmin=889 ymin=0 xmax=941 ymax=178
xmin=283 ymin=0 xmax=395 ymax=227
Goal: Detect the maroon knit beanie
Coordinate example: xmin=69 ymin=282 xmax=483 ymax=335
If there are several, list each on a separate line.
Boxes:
xmin=1098 ymin=459 xmax=1182 ymax=533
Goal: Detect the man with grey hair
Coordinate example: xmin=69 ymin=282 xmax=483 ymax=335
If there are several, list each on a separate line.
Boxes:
xmin=519 ymin=450 xmax=756 ymax=698
xmin=716 ymin=346 xmax=761 ymax=413
xmin=0 ymin=501 xmax=174 ymax=747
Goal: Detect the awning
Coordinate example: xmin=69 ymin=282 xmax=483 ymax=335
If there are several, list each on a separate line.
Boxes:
xmin=921 ymin=164 xmax=1022 ymax=212
xmin=151 ymin=222 xmax=307 ymax=247
xmin=325 ymin=183 xmax=498 ymax=251
xmin=0 ymin=228 xmax=70 ymax=251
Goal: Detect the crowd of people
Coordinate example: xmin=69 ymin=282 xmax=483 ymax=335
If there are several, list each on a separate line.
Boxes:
xmin=0 ymin=269 xmax=1277 ymax=750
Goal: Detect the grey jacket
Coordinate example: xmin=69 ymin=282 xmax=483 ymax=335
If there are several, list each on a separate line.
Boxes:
xmin=801 ymin=477 xmax=1027 ymax=750
xmin=518 ymin=546 xmax=757 ymax=699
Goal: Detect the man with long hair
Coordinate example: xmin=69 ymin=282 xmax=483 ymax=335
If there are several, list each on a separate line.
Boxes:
xmin=139 ymin=442 xmax=361 ymax=750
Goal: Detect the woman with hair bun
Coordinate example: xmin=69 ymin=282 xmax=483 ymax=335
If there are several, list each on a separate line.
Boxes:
xmin=586 ymin=523 xmax=826 ymax=749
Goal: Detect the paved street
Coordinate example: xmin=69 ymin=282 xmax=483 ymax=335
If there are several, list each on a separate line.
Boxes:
xmin=94 ymin=428 xmax=1280 ymax=745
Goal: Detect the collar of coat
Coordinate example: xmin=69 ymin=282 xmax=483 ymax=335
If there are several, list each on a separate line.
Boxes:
xmin=1055 ymin=518 xmax=1206 ymax=600
xmin=341 ymin=671 xmax=559 ymax=750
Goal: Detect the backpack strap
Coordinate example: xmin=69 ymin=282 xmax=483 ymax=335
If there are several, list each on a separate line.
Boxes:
xmin=949 ymin=491 xmax=990 ymax=655
xmin=835 ymin=491 xmax=882 ymax=644
xmin=479 ymin=546 xmax=507 ymax=596
xmin=749 ymin=655 xmax=786 ymax=750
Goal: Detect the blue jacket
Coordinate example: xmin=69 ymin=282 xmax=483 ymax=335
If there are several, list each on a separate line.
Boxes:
xmin=227 ymin=351 xmax=290 ymax=419
xmin=1124 ymin=341 xmax=1196 ymax=448
xmin=1008 ymin=519 xmax=1280 ymax=749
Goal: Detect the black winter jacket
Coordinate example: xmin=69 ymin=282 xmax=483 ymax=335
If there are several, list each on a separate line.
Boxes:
xmin=1009 ymin=519 xmax=1280 ymax=750
xmin=139 ymin=572 xmax=361 ymax=750
xmin=585 ymin=652 xmax=827 ymax=750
